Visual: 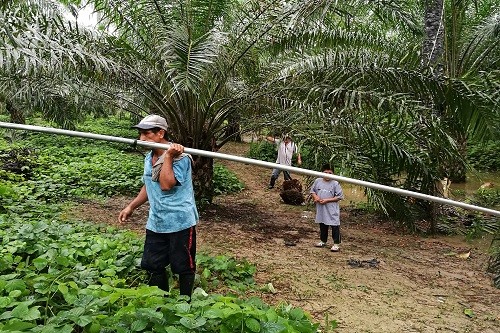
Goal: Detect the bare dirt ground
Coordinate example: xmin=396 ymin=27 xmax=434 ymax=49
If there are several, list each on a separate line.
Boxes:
xmin=72 ymin=142 xmax=499 ymax=333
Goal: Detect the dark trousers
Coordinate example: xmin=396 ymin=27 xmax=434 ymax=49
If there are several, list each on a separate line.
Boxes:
xmin=319 ymin=223 xmax=341 ymax=244
xmin=269 ymin=168 xmax=292 ymax=187
xmin=141 ymin=227 xmax=196 ymax=297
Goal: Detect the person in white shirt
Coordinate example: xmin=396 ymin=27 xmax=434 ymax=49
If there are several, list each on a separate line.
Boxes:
xmin=266 ymin=135 xmax=302 ymax=189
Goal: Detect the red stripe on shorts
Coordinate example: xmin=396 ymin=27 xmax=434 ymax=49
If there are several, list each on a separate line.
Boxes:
xmin=188 ymin=227 xmax=195 ymax=270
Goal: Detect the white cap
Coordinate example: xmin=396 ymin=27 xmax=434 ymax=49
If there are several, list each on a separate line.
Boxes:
xmin=132 ymin=115 xmax=168 ymax=131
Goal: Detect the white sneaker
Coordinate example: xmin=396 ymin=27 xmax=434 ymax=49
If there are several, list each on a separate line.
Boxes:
xmin=331 ymin=244 xmax=340 ymax=252
xmin=315 ymin=241 xmax=326 ymax=248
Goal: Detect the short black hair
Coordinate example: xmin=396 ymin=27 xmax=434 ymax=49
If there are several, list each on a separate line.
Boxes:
xmin=321 ymin=164 xmax=333 ymax=172
xmin=138 ymin=127 xmax=166 ymax=138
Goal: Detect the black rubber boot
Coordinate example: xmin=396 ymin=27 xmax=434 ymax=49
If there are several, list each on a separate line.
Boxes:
xmin=268 ymin=176 xmax=277 ymax=189
xmin=179 ymin=273 xmax=195 ymax=300
xmin=148 ymin=271 xmax=169 ymax=292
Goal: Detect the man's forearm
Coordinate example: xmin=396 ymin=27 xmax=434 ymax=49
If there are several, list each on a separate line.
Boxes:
xmin=128 ymin=186 xmax=148 ymax=209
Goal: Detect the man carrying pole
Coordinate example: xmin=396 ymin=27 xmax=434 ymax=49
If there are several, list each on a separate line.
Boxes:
xmin=118 ymin=115 xmax=198 ymax=299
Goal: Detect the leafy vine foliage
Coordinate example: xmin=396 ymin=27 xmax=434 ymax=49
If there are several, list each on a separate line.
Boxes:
xmin=0 ymin=116 xmax=324 ymax=332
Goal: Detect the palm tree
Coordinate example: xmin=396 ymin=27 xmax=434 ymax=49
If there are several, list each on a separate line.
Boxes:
xmin=0 ymin=0 xmax=118 ymax=128
xmin=1 ymin=0 xmax=498 ymax=213
xmin=421 ymin=0 xmax=500 ymax=182
xmin=243 ymin=0 xmax=498 ymax=228
xmin=1 ymin=0 xmax=363 ymax=202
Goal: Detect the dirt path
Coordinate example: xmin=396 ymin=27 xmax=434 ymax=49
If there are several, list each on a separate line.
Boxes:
xmin=74 ymin=142 xmax=500 ymax=333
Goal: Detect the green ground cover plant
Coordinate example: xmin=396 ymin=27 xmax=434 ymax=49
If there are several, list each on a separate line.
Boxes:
xmin=247 ymin=141 xmax=277 ymax=163
xmin=472 ymin=188 xmax=500 ymax=210
xmin=213 ymin=163 xmax=245 ymax=196
xmin=0 ymin=116 xmax=244 ymax=200
xmin=0 ymin=205 xmax=319 ymax=332
xmin=468 ymin=140 xmax=500 ymax=171
xmin=0 ymin=116 xmax=322 ymax=332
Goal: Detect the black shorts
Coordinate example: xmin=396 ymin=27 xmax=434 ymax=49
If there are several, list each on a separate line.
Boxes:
xmin=140 ymin=226 xmax=196 ymax=275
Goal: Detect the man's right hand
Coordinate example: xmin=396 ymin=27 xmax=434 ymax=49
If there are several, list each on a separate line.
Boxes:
xmin=118 ymin=206 xmax=133 ymax=223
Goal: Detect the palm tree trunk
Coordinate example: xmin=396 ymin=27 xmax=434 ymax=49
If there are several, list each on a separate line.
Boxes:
xmin=6 ymin=100 xmax=25 ymax=124
xmin=422 ymin=0 xmax=446 ymax=232
xmin=448 ymin=132 xmax=467 ymax=182
xmin=422 ymin=0 xmax=445 ymax=72
xmin=488 ymin=233 xmax=500 ymax=288
xmin=224 ymin=112 xmax=242 ymax=142
xmin=192 ymin=155 xmax=214 ymax=205
xmin=422 ymin=1 xmax=467 ymax=184
xmin=182 ymin=131 xmax=216 ymax=205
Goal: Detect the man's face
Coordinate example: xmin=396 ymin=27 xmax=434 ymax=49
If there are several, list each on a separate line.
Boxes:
xmin=138 ymin=129 xmax=164 ymax=142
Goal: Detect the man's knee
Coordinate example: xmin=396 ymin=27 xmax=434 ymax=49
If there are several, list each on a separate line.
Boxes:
xmin=141 ymin=254 xmax=166 ymax=273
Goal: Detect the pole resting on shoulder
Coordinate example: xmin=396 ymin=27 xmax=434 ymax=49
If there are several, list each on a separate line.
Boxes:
xmin=0 ymin=121 xmax=499 ymax=217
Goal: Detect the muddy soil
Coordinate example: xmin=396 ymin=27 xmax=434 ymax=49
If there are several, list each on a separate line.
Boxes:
xmin=72 ymin=142 xmax=500 ymax=333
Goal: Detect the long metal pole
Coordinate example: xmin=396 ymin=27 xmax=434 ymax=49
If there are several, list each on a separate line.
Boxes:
xmin=1 ymin=121 xmax=499 ymax=217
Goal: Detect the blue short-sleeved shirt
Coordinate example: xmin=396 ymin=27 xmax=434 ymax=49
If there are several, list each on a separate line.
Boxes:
xmin=143 ymin=151 xmax=199 ymax=233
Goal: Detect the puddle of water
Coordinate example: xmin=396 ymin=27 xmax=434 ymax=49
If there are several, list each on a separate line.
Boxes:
xmin=340 ymin=184 xmax=367 ymax=206
xmin=450 ymin=171 xmax=500 ymax=194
